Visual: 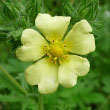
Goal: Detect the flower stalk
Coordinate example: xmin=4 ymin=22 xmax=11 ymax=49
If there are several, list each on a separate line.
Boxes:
xmin=38 ymin=93 xmax=44 ymax=110
xmin=0 ymin=65 xmax=28 ymax=95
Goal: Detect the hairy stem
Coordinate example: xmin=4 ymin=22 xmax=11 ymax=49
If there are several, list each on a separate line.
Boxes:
xmin=0 ymin=65 xmax=28 ymax=95
xmin=38 ymin=93 xmax=43 ymax=110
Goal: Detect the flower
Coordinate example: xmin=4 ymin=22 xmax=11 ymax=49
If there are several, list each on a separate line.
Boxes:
xmin=16 ymin=13 xmax=95 ymax=94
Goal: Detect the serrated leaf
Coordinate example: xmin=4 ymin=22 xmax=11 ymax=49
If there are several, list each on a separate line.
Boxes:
xmin=78 ymin=2 xmax=92 ymax=17
xmin=77 ymin=0 xmax=99 ymax=20
xmin=1 ymin=0 xmax=20 ymax=19
xmin=0 ymin=10 xmax=9 ymax=24
xmin=25 ymin=0 xmax=45 ymax=24
xmin=25 ymin=0 xmax=37 ymax=23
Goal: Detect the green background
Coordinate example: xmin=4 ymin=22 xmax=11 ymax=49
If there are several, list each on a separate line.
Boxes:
xmin=0 ymin=0 xmax=110 ymax=110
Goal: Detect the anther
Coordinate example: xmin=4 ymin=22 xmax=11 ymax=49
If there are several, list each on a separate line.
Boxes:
xmin=62 ymin=55 xmax=68 ymax=59
xmin=53 ymin=57 xmax=57 ymax=64
xmin=54 ymin=57 xmax=57 ymax=60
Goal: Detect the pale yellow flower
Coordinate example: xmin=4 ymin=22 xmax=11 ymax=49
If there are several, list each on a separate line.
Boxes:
xmin=16 ymin=13 xmax=95 ymax=94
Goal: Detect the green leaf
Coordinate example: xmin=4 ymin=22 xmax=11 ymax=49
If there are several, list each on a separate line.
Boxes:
xmin=25 ymin=0 xmax=45 ymax=24
xmin=0 ymin=10 xmax=9 ymax=24
xmin=61 ymin=0 xmax=99 ymax=27
xmin=6 ymin=28 xmax=23 ymax=50
xmin=1 ymin=1 xmax=20 ymax=20
xmin=83 ymin=93 xmax=106 ymax=103
xmin=78 ymin=0 xmax=99 ymax=20
xmin=0 ymin=94 xmax=25 ymax=102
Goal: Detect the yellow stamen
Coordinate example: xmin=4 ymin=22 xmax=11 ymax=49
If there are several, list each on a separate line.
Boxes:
xmin=44 ymin=41 xmax=68 ymax=64
xmin=53 ymin=57 xmax=57 ymax=64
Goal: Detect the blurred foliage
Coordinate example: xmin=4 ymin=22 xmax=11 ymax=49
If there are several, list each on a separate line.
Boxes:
xmin=0 ymin=0 xmax=110 ymax=110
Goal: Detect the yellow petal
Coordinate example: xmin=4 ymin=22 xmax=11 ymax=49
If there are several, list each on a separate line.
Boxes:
xmin=58 ymin=55 xmax=90 ymax=88
xmin=25 ymin=58 xmax=59 ymax=94
xmin=25 ymin=63 xmax=40 ymax=85
xmin=65 ymin=20 xmax=95 ymax=55
xmin=16 ymin=29 xmax=48 ymax=62
xmin=35 ymin=13 xmax=71 ymax=42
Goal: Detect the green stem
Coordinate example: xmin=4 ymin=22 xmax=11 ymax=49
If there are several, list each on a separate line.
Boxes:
xmin=0 ymin=65 xmax=28 ymax=95
xmin=38 ymin=93 xmax=43 ymax=110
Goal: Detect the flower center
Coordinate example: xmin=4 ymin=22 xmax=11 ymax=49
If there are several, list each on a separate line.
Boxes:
xmin=49 ymin=44 xmax=63 ymax=57
xmin=43 ymin=40 xmax=68 ymax=64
